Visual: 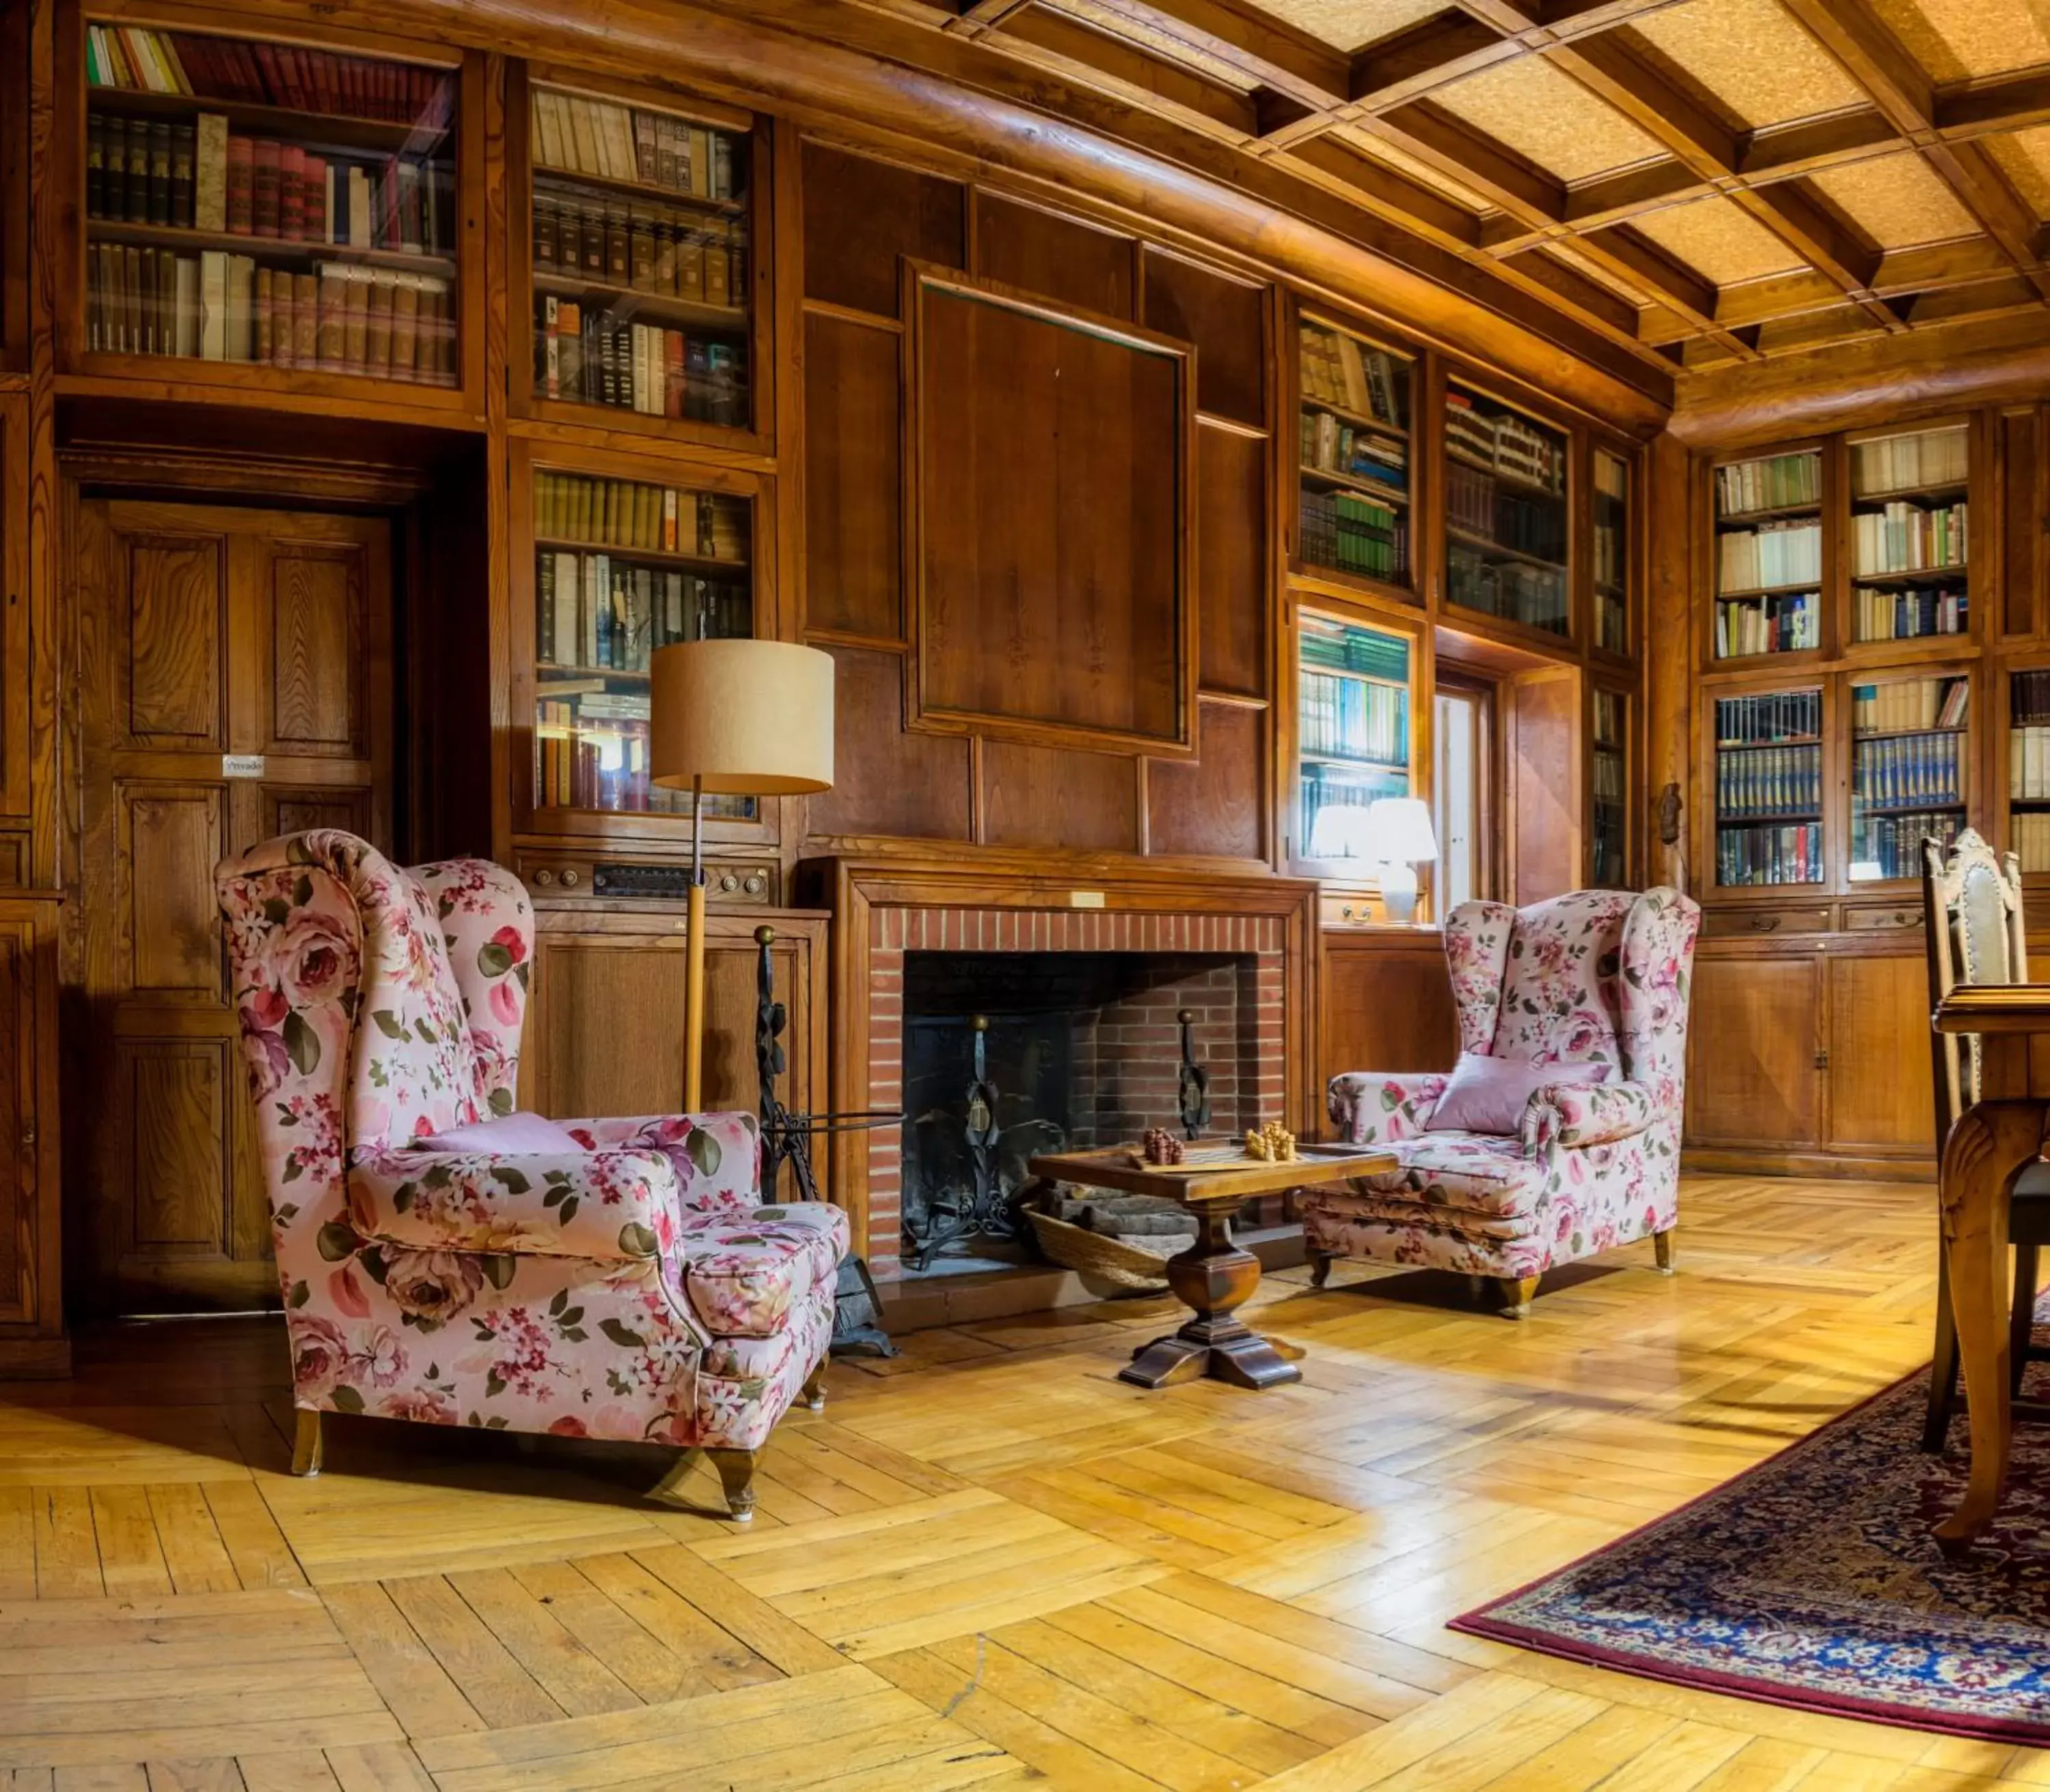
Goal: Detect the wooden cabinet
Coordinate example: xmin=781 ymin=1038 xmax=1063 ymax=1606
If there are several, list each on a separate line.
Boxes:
xmin=525 ymin=901 xmax=828 ymax=1195
xmin=1318 ymin=927 xmax=1458 ymax=1094
xmin=0 ymin=897 xmax=65 ymax=1374
xmin=1683 ymin=934 xmax=1933 ymax=1177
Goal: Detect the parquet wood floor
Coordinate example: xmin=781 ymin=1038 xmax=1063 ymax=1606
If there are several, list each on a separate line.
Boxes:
xmin=0 ymin=1176 xmax=2032 ymax=1790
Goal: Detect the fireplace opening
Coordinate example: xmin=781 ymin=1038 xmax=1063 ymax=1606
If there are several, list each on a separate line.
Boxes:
xmin=900 ymin=950 xmax=1257 ymax=1273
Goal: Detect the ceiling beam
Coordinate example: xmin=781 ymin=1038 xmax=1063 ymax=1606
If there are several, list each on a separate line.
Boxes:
xmin=1348 ymin=11 xmax=1518 ymax=110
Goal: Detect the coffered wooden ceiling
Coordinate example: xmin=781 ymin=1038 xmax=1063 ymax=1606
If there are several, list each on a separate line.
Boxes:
xmin=876 ymin=0 xmax=2050 ymax=389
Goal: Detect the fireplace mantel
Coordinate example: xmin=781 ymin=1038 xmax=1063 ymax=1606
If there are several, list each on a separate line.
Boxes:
xmin=795 ymin=854 xmax=1322 ymax=1277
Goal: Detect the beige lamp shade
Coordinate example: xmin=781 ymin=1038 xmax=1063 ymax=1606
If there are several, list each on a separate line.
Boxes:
xmin=648 ymin=638 xmax=836 ymax=796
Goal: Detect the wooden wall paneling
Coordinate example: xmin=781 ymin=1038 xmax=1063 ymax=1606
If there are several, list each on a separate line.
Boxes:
xmin=0 ymin=393 xmax=29 ymax=824
xmin=1142 ymin=247 xmax=1266 ymax=431
xmin=802 ymin=309 xmax=903 ymax=642
xmin=1197 ymin=419 xmax=1269 ymax=700
xmin=1645 ymin=431 xmax=1691 ymax=890
xmin=801 ymin=141 xmax=965 ymax=319
xmin=1684 ymin=947 xmax=1824 ymax=1151
xmin=1505 ymin=664 xmax=1582 ymax=904
xmin=2000 ymin=405 xmax=2041 ymax=639
xmin=1319 ymin=929 xmax=1457 ymax=1090
xmin=980 ymin=739 xmax=1140 ymax=854
xmin=1145 ymin=698 xmax=1266 ymax=861
xmin=805 ymin=644 xmax=972 ymax=843
xmin=0 ymin=0 xmax=27 ymax=373
xmin=972 ymin=191 xmax=1136 ymax=321
xmin=905 ymin=264 xmax=1196 ymax=755
xmin=1822 ymin=948 xmax=1937 ymax=1158
xmin=0 ymin=898 xmax=63 ymax=1366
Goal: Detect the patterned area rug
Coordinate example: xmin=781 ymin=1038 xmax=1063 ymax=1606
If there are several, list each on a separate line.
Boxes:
xmin=1452 ymin=1329 xmax=2050 ymax=1742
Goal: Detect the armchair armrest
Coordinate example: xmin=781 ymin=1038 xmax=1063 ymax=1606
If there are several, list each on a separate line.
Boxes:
xmin=346 ymin=1144 xmax=682 ymax=1261
xmin=557 ymin=1111 xmax=760 ymax=1219
xmin=1327 ymin=1072 xmax=1450 ymax=1146
xmin=1519 ymin=1080 xmax=1655 ymax=1154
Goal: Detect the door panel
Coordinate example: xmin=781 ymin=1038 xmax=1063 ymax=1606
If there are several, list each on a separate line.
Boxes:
xmin=72 ymin=496 xmax=393 ymax=1312
xmin=1684 ymin=952 xmax=1822 ymax=1150
xmin=1825 ymin=952 xmax=1939 ymax=1156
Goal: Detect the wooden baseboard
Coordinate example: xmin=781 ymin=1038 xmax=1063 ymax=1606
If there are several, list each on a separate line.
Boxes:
xmin=1682 ymin=1148 xmax=1929 ymax=1181
xmin=0 ymin=1335 xmax=72 ymax=1379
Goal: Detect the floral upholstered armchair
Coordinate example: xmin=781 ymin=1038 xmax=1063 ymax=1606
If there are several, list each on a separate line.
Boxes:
xmin=1304 ymin=886 xmax=1700 ymax=1318
xmin=215 ymin=830 xmax=847 ymax=1520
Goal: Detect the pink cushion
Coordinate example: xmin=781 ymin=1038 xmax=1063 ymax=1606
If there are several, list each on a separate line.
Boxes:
xmin=417 ymin=1112 xmax=582 ymax=1155
xmin=1424 ymin=1053 xmax=1610 ymax=1137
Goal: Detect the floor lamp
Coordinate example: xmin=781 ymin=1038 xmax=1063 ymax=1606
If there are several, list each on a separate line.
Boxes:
xmin=649 ymin=638 xmax=835 ymax=1111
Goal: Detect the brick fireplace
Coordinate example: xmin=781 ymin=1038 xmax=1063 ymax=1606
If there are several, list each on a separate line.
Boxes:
xmin=802 ymin=860 xmax=1322 ymax=1281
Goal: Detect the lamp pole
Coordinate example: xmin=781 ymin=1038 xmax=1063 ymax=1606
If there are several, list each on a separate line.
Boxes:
xmin=685 ymin=772 xmax=706 ymax=1111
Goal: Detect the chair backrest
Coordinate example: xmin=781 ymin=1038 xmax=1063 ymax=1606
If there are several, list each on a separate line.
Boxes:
xmin=215 ymin=830 xmax=533 ymax=1303
xmin=1443 ymin=886 xmax=1702 ymax=1117
xmin=1922 ymin=826 xmax=2027 ymax=1147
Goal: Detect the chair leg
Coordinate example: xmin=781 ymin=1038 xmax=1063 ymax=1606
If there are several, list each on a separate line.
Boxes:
xmin=2012 ymin=1243 xmax=2040 ymax=1400
xmin=708 ymin=1448 xmax=758 ymax=1523
xmin=1653 ymin=1227 xmax=1676 ymax=1275
xmin=801 ymin=1353 xmax=829 ymax=1413
xmin=1497 ymin=1275 xmax=1541 ymax=1320
xmin=1924 ymin=1232 xmax=1960 ymax=1454
xmin=291 ymin=1409 xmax=323 ymax=1478
xmin=1308 ymin=1249 xmax=1332 ymax=1290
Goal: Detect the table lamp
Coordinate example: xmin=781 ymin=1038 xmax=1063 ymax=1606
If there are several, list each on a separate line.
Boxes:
xmin=651 ymin=638 xmax=835 ymax=1110
xmin=1365 ymin=796 xmax=1438 ymax=925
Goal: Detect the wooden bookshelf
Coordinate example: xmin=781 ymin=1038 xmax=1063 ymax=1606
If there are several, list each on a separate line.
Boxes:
xmin=1289 ymin=606 xmax=1417 ymax=880
xmin=1591 ymin=446 xmax=1628 ymax=658
xmin=1441 ymin=379 xmax=1568 ymax=638
xmin=1711 ymin=444 xmax=1822 ymax=662
xmin=1710 ymin=684 xmax=1827 ymax=888
xmin=1294 ymin=314 xmax=1411 ymax=594
xmin=72 ymin=15 xmax=469 ymax=397
xmin=1589 ymin=683 xmax=1628 ymax=888
xmin=1848 ymin=421 xmax=1969 ymax=649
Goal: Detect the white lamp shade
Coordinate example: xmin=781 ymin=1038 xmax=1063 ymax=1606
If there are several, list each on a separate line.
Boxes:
xmin=649 ymin=639 xmax=836 ymax=796
xmin=1307 ymin=804 xmax=1378 ymax=860
xmin=1366 ymin=796 xmax=1438 ymax=865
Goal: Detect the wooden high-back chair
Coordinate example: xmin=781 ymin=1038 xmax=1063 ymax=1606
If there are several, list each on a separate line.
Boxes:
xmin=1920 ymin=826 xmax=2050 ymax=1451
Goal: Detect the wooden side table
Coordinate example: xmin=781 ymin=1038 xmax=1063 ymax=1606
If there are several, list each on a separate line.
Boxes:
xmin=1026 ymin=1143 xmax=1396 ymax=1390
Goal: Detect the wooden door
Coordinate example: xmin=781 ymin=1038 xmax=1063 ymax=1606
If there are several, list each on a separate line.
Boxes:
xmin=70 ymin=498 xmax=392 ymax=1312
xmin=1823 ymin=951 xmax=1939 ymax=1159
xmin=1684 ymin=950 xmax=1823 ymax=1151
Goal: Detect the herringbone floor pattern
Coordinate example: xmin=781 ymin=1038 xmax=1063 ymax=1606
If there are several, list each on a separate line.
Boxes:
xmin=1 ymin=1176 xmax=2033 ymax=1790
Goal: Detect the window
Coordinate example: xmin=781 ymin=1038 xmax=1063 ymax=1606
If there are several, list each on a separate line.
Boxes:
xmin=1434 ymin=683 xmax=1487 ymax=913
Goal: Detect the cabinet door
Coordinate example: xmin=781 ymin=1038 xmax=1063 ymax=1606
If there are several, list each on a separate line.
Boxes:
xmin=1320 ymin=937 xmax=1458 ymax=1085
xmin=1684 ymin=952 xmax=1822 ymax=1150
xmin=0 ymin=910 xmax=38 ymax=1325
xmin=1824 ymin=953 xmax=1939 ymax=1158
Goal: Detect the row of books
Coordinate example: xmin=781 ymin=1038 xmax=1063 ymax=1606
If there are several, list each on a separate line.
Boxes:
xmin=1300 ymin=621 xmax=1408 ymax=682
xmin=1593 ymin=746 xmax=1624 ymax=804
xmin=1852 ymin=733 xmax=1964 ymax=809
xmin=1300 ymin=671 xmax=1405 ymax=765
xmin=536 ymin=549 xmax=748 ymax=673
xmin=1444 ymin=392 xmax=1564 ymax=493
xmin=1716 ymin=595 xmax=1819 ymax=658
xmin=1447 ymin=547 xmax=1567 ymax=633
xmin=1300 ymin=490 xmax=1404 ymax=582
xmin=84 ymin=25 xmax=453 ymax=126
xmin=1851 ymin=811 xmax=1961 ymax=882
xmin=1717 ymin=452 xmax=1820 ymax=515
xmin=1853 ymin=501 xmax=1967 ymax=576
xmin=2010 ymin=729 xmax=2050 ymax=800
xmin=85 ymin=114 xmax=452 ymax=256
xmin=1596 ymin=593 xmax=1627 ymax=653
xmin=87 ymin=246 xmax=455 ymax=380
xmin=1719 ymin=519 xmax=1821 ymax=592
xmin=1592 ymin=690 xmax=1624 ymax=749
xmin=1299 ymin=325 xmax=1404 ymax=428
xmin=534 ymin=470 xmax=747 ymax=559
xmin=1855 ymin=586 xmax=1966 ymax=642
xmin=538 ymin=303 xmax=746 ymax=424
xmin=1446 ymin=463 xmax=1566 ymax=562
xmin=1717 ymin=690 xmax=1821 ymax=746
xmin=1717 ymin=823 xmax=1822 ymax=886
xmin=1717 ymin=744 xmax=1820 ymax=819
xmin=1853 ymin=679 xmax=1967 ymax=733
xmin=1853 ymin=429 xmax=1967 ymax=498
xmin=2013 ymin=812 xmax=2050 ymax=875
xmin=530 ymin=90 xmax=739 ymax=203
xmin=1298 ymin=412 xmax=1406 ymax=493
xmin=536 ymin=707 xmax=668 ymax=813
xmin=533 ymin=189 xmax=743 ymax=309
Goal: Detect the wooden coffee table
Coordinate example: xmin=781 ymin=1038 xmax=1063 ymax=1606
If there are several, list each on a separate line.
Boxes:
xmin=1026 ymin=1141 xmax=1395 ymax=1390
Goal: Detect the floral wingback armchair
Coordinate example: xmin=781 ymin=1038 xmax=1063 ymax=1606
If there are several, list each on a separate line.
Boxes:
xmin=216 ymin=829 xmax=847 ymax=1519
xmin=1304 ymin=886 xmax=1700 ymax=1318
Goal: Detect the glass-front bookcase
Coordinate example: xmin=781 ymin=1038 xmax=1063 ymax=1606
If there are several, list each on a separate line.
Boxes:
xmin=1294 ymin=609 xmax=1413 ymax=872
xmin=1714 ymin=685 xmax=1824 ymax=887
xmin=2013 ymin=667 xmax=2050 ymax=874
xmin=529 ymin=461 xmax=754 ymax=818
xmin=527 ymin=78 xmax=750 ymax=429
xmin=1849 ymin=422 xmax=1968 ymax=645
xmin=1443 ymin=381 xmax=1568 ymax=635
xmin=81 ymin=19 xmax=459 ymax=383
xmin=1591 ymin=686 xmax=1628 ymax=888
xmin=1848 ymin=671 xmax=1967 ymax=883
xmin=1592 ymin=446 xmax=1629 ymax=655
xmin=1296 ymin=317 xmax=1411 ymax=590
xmin=1712 ymin=448 xmax=1821 ymax=660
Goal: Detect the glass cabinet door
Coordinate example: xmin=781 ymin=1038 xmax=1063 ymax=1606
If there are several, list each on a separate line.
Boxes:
xmin=2013 ymin=668 xmax=2050 ymax=874
xmin=531 ymin=463 xmax=753 ymax=815
xmin=1848 ymin=423 xmax=1968 ymax=645
xmin=1848 ymin=673 xmax=1967 ymax=883
xmin=1296 ymin=610 xmax=1412 ymax=869
xmin=1592 ymin=447 xmax=1628 ymax=655
xmin=1713 ymin=688 xmax=1824 ymax=886
xmin=1443 ymin=381 xmax=1568 ymax=635
xmin=1296 ymin=318 xmax=1411 ymax=590
xmin=1591 ymin=687 xmax=1628 ymax=888
xmin=1712 ymin=448 xmax=1821 ymax=660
